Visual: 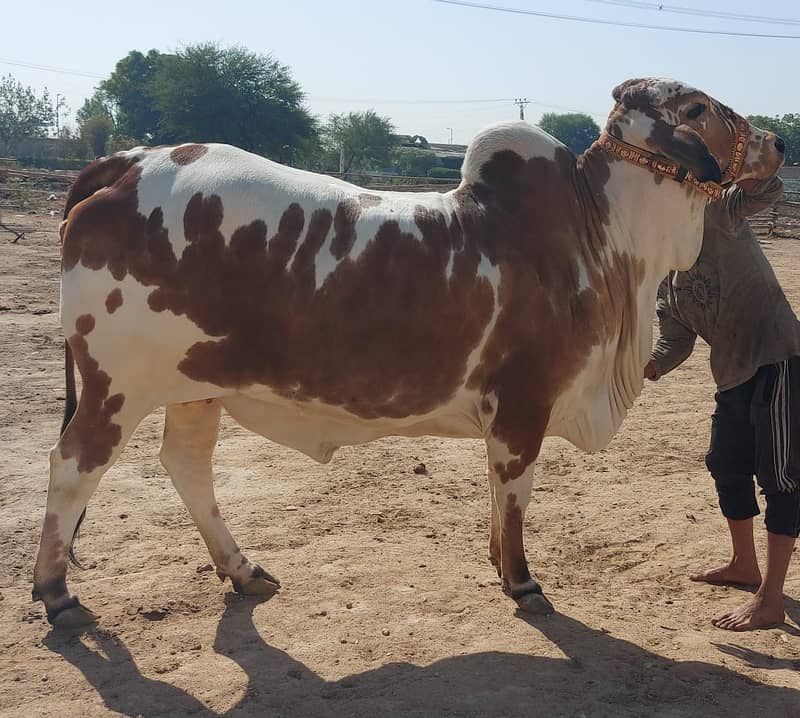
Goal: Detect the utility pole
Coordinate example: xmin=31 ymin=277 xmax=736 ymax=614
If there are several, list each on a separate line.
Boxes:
xmin=446 ymin=127 xmax=453 ymax=144
xmin=513 ymin=97 xmax=530 ymax=121
xmin=54 ymin=93 xmax=66 ymax=136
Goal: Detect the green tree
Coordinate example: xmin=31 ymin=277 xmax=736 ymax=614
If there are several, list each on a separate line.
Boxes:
xmin=77 ymin=88 xmax=116 ymax=127
xmin=0 ymin=74 xmax=54 ymax=142
xmin=81 ymin=115 xmax=115 ymax=157
xmin=147 ymin=43 xmax=316 ymax=157
xmin=102 ymin=49 xmax=164 ymax=141
xmin=322 ymin=110 xmax=396 ymax=174
xmin=538 ymin=112 xmax=600 ymax=155
xmin=748 ymin=114 xmax=800 ymax=166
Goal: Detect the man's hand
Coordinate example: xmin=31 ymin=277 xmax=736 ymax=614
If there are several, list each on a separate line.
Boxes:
xmin=644 ymin=360 xmax=660 ymax=381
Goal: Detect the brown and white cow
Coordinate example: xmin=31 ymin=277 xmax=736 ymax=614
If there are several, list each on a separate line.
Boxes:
xmin=33 ymin=78 xmax=783 ymax=627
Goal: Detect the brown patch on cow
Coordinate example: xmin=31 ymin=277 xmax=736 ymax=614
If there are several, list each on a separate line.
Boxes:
xmin=170 ymin=144 xmax=208 ymax=166
xmin=75 ymin=314 xmax=95 ymax=336
xmin=31 ymin=511 xmax=93 ymax=621
xmin=330 ymin=198 xmax=360 ymax=260
xmin=358 ymin=193 xmax=382 ymax=208
xmin=105 ymin=288 xmax=123 ymax=314
xmin=291 ymin=208 xmax=333 ymax=279
xmin=61 ymin=162 xmax=152 ymax=280
xmin=459 ymin=145 xmax=640 ymax=482
xmin=163 ymin=197 xmax=494 ymax=418
xmin=32 ymin=513 xmax=69 ymax=606
xmin=500 ymin=493 xmax=531 ymax=590
xmin=59 ymin=317 xmax=125 ymax=473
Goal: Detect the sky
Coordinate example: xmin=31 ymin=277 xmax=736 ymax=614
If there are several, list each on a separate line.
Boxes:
xmin=2 ymin=0 xmax=799 ymax=145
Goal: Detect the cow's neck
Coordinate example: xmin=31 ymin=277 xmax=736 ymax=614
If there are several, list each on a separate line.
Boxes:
xmin=556 ymin=145 xmax=708 ymax=450
xmin=585 ymin=147 xmax=709 ymax=275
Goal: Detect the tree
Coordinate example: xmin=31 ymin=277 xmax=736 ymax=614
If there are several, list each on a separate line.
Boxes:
xmin=77 ymin=88 xmax=116 ymax=127
xmin=322 ymin=110 xmax=395 ymax=174
xmin=0 ymin=74 xmax=54 ymax=142
xmin=102 ymin=49 xmax=164 ymax=141
xmin=81 ymin=115 xmax=115 ymax=157
xmin=538 ymin=112 xmax=600 ymax=155
xmin=146 ymin=43 xmax=316 ymax=157
xmin=748 ymin=114 xmax=800 ymax=166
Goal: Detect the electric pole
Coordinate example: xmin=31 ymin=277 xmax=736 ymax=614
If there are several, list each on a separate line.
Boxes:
xmin=446 ymin=127 xmax=453 ymax=144
xmin=513 ymin=97 xmax=530 ymax=121
xmin=54 ymin=93 xmax=66 ymax=136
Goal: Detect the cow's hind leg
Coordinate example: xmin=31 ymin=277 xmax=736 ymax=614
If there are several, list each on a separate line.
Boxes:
xmin=160 ymin=400 xmax=280 ymax=596
xmin=486 ymin=435 xmax=554 ymax=615
xmin=33 ymin=392 xmax=150 ymax=628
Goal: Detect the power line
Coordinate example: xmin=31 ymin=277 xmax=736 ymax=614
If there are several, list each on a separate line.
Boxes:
xmin=580 ymin=0 xmax=800 ymax=26
xmin=432 ymin=0 xmax=800 ymax=39
xmin=0 ymin=56 xmax=105 ymax=80
xmin=310 ymin=95 xmax=606 ymax=117
xmin=309 ymin=96 xmax=513 ymax=104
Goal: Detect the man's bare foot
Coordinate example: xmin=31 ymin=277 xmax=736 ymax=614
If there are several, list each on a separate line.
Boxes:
xmin=689 ymin=560 xmax=761 ymax=587
xmin=712 ymin=593 xmax=785 ymax=631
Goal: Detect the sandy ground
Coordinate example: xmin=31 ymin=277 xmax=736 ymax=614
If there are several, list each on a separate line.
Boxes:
xmin=1 ymin=213 xmax=798 ymax=718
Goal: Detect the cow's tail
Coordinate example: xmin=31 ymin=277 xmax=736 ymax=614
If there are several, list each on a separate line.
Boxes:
xmin=60 ymin=339 xmax=86 ymax=568
xmin=59 ymin=156 xmax=139 ymax=568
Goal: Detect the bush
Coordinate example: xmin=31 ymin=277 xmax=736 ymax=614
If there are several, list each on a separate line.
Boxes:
xmin=427 ymin=166 xmax=461 ymax=180
xmin=80 ymin=115 xmax=114 ymax=157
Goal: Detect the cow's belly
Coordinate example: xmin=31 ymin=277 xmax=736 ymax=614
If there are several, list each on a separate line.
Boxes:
xmin=223 ymin=388 xmax=486 ymax=463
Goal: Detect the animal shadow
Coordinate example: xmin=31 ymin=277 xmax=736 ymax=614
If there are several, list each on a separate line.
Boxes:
xmin=44 ymin=594 xmax=800 ymax=717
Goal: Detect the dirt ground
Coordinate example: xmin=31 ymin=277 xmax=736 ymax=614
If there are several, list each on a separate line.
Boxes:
xmin=1 ymin=212 xmax=798 ymax=718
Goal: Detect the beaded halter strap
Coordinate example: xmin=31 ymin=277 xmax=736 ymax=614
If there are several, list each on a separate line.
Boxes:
xmin=596 ymin=115 xmax=750 ymax=202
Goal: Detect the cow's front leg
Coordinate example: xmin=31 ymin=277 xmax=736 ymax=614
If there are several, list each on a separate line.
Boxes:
xmin=160 ymin=400 xmax=280 ymax=596
xmin=485 ymin=435 xmax=554 ymax=615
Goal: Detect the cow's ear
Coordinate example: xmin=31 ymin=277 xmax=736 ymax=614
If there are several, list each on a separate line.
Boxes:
xmin=655 ymin=124 xmax=722 ymax=183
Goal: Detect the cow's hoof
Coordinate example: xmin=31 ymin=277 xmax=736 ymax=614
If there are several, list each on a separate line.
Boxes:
xmin=51 ymin=602 xmax=98 ymax=629
xmin=233 ymin=566 xmax=280 ymax=596
xmin=516 ymin=591 xmax=554 ymax=615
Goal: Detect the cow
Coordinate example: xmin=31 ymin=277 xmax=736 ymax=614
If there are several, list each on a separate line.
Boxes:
xmin=33 ymin=78 xmax=784 ymax=628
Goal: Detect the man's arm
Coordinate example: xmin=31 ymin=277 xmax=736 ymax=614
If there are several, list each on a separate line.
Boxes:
xmin=721 ymin=176 xmax=783 ymax=220
xmin=647 ymin=276 xmax=697 ymax=380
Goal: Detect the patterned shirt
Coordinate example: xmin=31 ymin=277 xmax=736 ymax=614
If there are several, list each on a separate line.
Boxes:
xmin=651 ymin=177 xmax=800 ymax=391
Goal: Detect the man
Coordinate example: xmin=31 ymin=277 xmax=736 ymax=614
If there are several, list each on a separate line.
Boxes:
xmin=645 ymin=175 xmax=799 ymax=631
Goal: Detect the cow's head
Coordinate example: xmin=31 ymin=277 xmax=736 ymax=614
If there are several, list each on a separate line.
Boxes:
xmin=608 ymin=78 xmax=784 ymax=185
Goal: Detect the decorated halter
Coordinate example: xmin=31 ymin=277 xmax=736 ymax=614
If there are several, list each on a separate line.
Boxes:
xmin=596 ymin=115 xmax=750 ymax=202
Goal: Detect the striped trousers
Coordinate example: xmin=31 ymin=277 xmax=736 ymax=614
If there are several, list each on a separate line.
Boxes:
xmin=705 ymin=357 xmax=800 ymax=537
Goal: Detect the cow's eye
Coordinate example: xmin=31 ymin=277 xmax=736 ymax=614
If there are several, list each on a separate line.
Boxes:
xmin=686 ymin=103 xmax=706 ymax=120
